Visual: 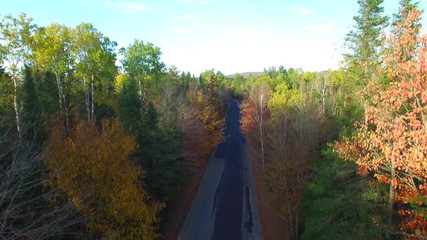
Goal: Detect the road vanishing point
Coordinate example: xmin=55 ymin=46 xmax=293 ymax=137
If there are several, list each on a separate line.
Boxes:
xmin=178 ymin=99 xmax=262 ymax=240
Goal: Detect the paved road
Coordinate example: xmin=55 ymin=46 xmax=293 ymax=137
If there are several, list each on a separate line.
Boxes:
xmin=178 ymin=100 xmax=262 ymax=240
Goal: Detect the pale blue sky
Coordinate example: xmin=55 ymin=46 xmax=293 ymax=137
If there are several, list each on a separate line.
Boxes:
xmin=2 ymin=0 xmax=426 ymax=75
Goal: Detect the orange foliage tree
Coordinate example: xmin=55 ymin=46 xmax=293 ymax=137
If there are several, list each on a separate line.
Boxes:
xmin=240 ymin=95 xmax=257 ymax=136
xmin=179 ymin=104 xmax=212 ymax=169
xmin=43 ymin=120 xmax=162 ymax=239
xmin=182 ymin=86 xmax=224 ymax=162
xmin=336 ymin=9 xmax=427 ymax=238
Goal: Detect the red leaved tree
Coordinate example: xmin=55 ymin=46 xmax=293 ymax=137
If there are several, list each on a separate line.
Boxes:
xmin=240 ymin=80 xmax=270 ymax=170
xmin=336 ymin=8 xmax=427 ymax=238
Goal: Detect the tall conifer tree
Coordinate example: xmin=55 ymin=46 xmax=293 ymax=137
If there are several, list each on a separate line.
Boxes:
xmin=345 ymin=0 xmax=389 ymax=85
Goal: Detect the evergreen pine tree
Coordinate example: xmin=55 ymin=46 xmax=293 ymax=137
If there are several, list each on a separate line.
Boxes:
xmin=345 ymin=0 xmax=389 ymax=85
xmin=22 ymin=66 xmax=44 ymax=145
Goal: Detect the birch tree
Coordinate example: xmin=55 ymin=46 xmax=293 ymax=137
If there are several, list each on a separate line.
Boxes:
xmin=32 ymin=23 xmax=73 ymax=128
xmin=241 ymin=78 xmax=270 ymax=170
xmin=0 ymin=13 xmax=36 ymax=136
xmin=73 ymin=23 xmax=117 ymax=121
xmin=120 ymin=40 xmax=165 ymax=97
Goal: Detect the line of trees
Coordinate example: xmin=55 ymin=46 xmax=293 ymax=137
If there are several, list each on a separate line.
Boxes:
xmin=0 ymin=14 xmax=225 ymax=239
xmin=238 ymin=66 xmax=340 ymax=238
xmin=2 ymin=0 xmax=427 ymax=238
xmin=238 ymin=0 xmax=427 ymax=239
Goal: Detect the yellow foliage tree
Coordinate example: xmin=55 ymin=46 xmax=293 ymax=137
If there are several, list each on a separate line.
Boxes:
xmin=43 ymin=120 xmax=162 ymax=239
xmin=187 ymin=86 xmax=224 ymax=149
xmin=268 ymin=82 xmax=304 ymax=120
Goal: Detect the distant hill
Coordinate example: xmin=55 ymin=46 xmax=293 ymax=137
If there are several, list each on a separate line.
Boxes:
xmin=225 ymin=72 xmax=263 ymax=79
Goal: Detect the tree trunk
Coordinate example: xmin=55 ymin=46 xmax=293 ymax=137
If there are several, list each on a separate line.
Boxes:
xmin=138 ymin=78 xmax=143 ymax=97
xmin=84 ymin=76 xmax=90 ymax=121
xmin=386 ymin=161 xmax=395 ymax=240
xmin=322 ymin=78 xmax=326 ymax=114
xmin=55 ymin=72 xmax=63 ymax=117
xmin=260 ymin=94 xmax=265 ymax=171
xmin=55 ymin=71 xmax=69 ymax=128
xmin=63 ymin=88 xmax=70 ymax=128
xmin=91 ymin=75 xmax=94 ymax=121
xmin=12 ymin=76 xmax=21 ymax=137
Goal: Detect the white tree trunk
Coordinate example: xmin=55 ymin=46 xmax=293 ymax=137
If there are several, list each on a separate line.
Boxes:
xmin=55 ymin=73 xmax=63 ymax=116
xmin=91 ymin=75 xmax=94 ymax=121
xmin=55 ymin=71 xmax=69 ymax=128
xmin=138 ymin=79 xmax=143 ymax=97
xmin=260 ymin=94 xmax=265 ymax=171
xmin=84 ymin=76 xmax=90 ymax=121
xmin=12 ymin=77 xmax=21 ymax=137
xmin=322 ymin=78 xmax=327 ymax=114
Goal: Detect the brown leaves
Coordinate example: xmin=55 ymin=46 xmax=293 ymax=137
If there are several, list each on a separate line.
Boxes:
xmin=178 ymin=86 xmax=224 ymax=171
xmin=43 ymin=120 xmax=162 ymax=239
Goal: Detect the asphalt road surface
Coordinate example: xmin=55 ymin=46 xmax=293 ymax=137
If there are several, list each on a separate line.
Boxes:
xmin=178 ymin=99 xmax=262 ymax=240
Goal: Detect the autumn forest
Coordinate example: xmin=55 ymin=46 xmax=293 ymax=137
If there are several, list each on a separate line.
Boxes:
xmin=1 ymin=0 xmax=427 ymax=239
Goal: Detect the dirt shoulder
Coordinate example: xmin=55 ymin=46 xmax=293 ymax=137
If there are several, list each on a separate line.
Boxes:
xmin=162 ymin=156 xmax=209 ymax=240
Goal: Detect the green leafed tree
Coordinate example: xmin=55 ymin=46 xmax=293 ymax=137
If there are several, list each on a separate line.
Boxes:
xmin=345 ymin=0 xmax=389 ymax=85
xmin=72 ymin=23 xmax=118 ymax=121
xmin=302 ymin=149 xmax=386 ymax=240
xmin=22 ymin=66 xmax=44 ymax=144
xmin=0 ymin=66 xmax=13 ymax=128
xmin=73 ymin=23 xmax=102 ymax=121
xmin=268 ymin=82 xmax=303 ymax=120
xmin=0 ymin=13 xmax=36 ymax=136
xmin=32 ymin=23 xmax=73 ymax=128
xmin=117 ymin=76 xmax=142 ymax=133
xmin=120 ymin=40 xmax=165 ymax=97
